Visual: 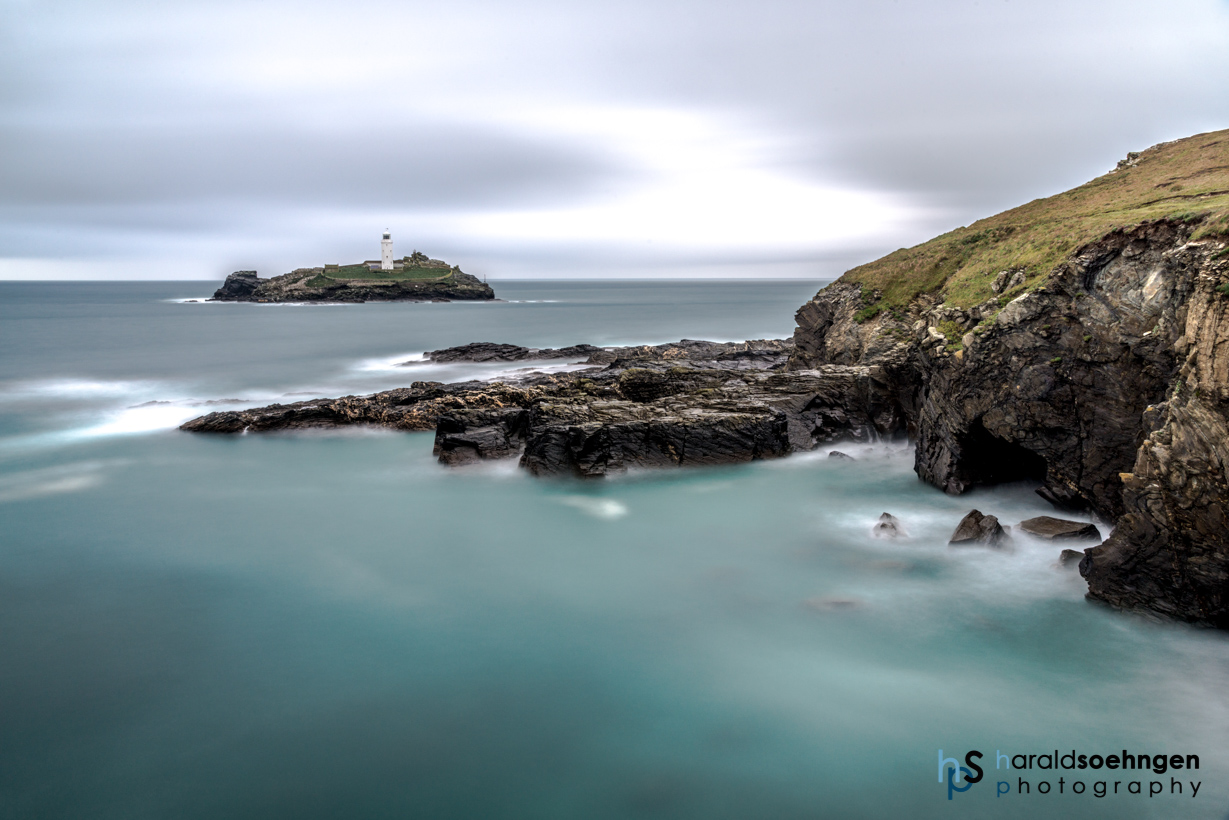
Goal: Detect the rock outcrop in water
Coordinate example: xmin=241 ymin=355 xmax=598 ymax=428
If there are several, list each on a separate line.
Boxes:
xmin=948 ymin=510 xmax=1010 ymax=547
xmin=420 ymin=342 xmax=603 ymax=363
xmin=182 ymin=338 xmax=908 ymax=476
xmin=1018 ymin=516 xmax=1102 ymax=542
xmin=211 ymin=255 xmax=495 ymax=303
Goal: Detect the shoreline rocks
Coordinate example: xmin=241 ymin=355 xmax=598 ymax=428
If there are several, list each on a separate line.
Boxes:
xmin=1018 ymin=516 xmax=1102 ymax=542
xmin=948 ymin=510 xmax=1010 ymax=547
xmin=181 ymin=337 xmax=911 ymax=477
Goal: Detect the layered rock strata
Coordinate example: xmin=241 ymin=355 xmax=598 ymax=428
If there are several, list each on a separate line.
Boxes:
xmin=790 ymin=218 xmax=1229 ymax=625
xmin=182 ymin=338 xmax=908 ymax=477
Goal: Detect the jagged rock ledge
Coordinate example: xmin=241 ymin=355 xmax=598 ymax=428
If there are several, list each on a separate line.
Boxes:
xmin=181 ymin=337 xmax=908 ymax=476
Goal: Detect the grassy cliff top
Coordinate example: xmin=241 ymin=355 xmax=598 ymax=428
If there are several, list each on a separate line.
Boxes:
xmin=846 ymin=129 xmax=1229 ymax=315
xmin=321 ymin=263 xmax=453 ymax=281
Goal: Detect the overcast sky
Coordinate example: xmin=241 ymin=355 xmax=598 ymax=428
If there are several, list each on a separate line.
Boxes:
xmin=2 ymin=0 xmax=1228 ymax=280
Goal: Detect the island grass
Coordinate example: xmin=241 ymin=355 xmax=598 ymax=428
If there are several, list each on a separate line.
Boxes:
xmin=845 ymin=129 xmax=1229 ymax=313
xmin=322 ymin=264 xmax=454 ymax=282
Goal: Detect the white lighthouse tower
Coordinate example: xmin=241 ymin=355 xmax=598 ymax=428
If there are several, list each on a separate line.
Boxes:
xmin=380 ymin=230 xmax=394 ymax=271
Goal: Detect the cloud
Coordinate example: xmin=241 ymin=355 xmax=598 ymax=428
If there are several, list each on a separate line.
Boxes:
xmin=1 ymin=0 xmax=1227 ymax=278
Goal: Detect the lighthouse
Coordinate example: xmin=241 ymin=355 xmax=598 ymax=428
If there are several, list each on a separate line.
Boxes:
xmin=380 ymin=231 xmax=394 ymax=271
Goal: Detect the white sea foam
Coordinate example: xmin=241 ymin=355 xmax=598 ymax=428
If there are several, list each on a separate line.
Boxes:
xmin=0 ymin=461 xmax=112 ymax=503
xmin=354 ymin=352 xmax=427 ymax=372
xmin=0 ymin=378 xmax=163 ymax=403
xmin=76 ymin=402 xmax=208 ymax=437
xmin=557 ymin=496 xmax=629 ymax=519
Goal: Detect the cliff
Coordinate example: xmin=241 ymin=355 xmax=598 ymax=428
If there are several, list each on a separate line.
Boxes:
xmin=211 ymin=255 xmax=495 ymax=302
xmin=790 ymin=129 xmax=1229 ymax=626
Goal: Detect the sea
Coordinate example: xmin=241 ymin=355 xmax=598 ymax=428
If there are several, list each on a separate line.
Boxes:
xmin=1 ymin=280 xmax=1227 ymax=819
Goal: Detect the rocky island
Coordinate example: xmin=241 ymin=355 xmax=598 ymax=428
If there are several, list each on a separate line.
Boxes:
xmin=212 ymin=244 xmax=495 ymax=303
xmin=185 ymin=129 xmax=1229 ymax=627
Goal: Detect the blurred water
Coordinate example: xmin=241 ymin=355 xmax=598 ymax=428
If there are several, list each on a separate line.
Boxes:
xmin=1 ymin=281 xmax=1227 ymax=819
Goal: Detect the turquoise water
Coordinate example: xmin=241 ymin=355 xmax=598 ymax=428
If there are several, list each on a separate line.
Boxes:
xmin=1 ymin=281 xmax=1227 ymax=819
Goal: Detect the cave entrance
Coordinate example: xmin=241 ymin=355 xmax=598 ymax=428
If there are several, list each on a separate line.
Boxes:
xmin=958 ymin=417 xmax=1047 ymax=486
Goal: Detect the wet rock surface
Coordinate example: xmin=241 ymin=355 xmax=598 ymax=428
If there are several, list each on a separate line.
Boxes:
xmin=182 ymin=337 xmax=909 ymax=478
xmin=948 ymin=510 xmax=1010 ymax=547
xmin=871 ymin=512 xmax=906 ymax=539
xmin=422 ymin=343 xmax=603 ymax=363
xmin=1059 ymin=549 xmax=1086 ymax=566
xmin=1018 ymin=516 xmax=1102 ymax=542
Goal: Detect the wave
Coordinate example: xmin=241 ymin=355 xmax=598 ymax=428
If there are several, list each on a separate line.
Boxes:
xmin=354 ymin=352 xmax=426 ymax=372
xmin=557 ymin=496 xmax=629 ymax=520
xmin=0 ymin=378 xmax=164 ymax=404
xmin=0 ymin=460 xmax=114 ymax=503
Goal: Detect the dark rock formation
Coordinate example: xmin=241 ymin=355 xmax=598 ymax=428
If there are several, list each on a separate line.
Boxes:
xmin=422 ymin=342 xmax=603 ymax=363
xmin=1059 ymin=549 xmax=1085 ymax=567
xmin=828 ymin=450 xmax=855 ymax=461
xmin=213 ymin=271 xmax=260 ymax=300
xmin=790 ymin=217 xmax=1229 ymax=625
xmin=948 ymin=510 xmax=1010 ymax=547
xmin=182 ymin=337 xmax=908 ymax=477
xmin=871 ymin=512 xmax=906 ymax=538
xmin=210 ymin=258 xmax=494 ymax=303
xmin=1018 ymin=516 xmax=1102 ymax=542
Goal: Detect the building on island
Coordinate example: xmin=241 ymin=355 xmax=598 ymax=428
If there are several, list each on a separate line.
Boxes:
xmin=381 ymin=231 xmax=394 ymax=271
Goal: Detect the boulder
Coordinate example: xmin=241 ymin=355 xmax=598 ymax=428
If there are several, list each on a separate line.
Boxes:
xmin=828 ymin=450 xmax=855 ymax=461
xmin=1059 ymin=548 xmax=1085 ymax=566
xmin=1019 ymin=516 xmax=1102 ymax=542
xmin=871 ymin=512 xmax=906 ymax=538
xmin=949 ymin=510 xmax=1009 ymax=547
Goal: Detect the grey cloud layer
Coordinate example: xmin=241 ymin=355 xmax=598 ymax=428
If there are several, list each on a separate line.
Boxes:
xmin=2 ymin=0 xmax=1227 ymax=277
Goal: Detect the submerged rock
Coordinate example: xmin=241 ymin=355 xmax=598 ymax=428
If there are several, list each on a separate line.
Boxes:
xmin=871 ymin=512 xmax=907 ymax=538
xmin=949 ymin=510 xmax=1010 ymax=547
xmin=828 ymin=450 xmax=855 ymax=461
xmin=1059 ymin=549 xmax=1085 ymax=566
xmin=1019 ymin=516 xmax=1102 ymax=542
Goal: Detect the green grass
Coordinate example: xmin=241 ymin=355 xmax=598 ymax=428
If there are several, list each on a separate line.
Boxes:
xmin=937 ymin=319 xmax=965 ymax=351
xmin=320 ymin=264 xmax=454 ymax=282
xmin=845 ymin=129 xmax=1229 ymax=311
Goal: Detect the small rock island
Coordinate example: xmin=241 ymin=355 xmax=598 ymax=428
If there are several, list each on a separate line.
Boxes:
xmin=212 ymin=232 xmax=495 ymax=303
